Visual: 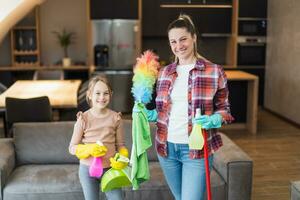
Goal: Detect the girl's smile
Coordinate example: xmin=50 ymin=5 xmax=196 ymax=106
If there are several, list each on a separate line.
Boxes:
xmin=89 ymin=81 xmax=111 ymax=111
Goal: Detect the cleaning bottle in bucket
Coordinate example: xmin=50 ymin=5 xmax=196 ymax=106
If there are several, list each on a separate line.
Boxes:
xmin=189 ymin=108 xmax=204 ymax=150
xmin=89 ymin=141 xmax=105 ymax=178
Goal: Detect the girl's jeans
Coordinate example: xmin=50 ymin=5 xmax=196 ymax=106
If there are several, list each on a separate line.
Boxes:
xmin=157 ymin=142 xmax=214 ymax=200
xmin=79 ymin=164 xmax=122 ymax=200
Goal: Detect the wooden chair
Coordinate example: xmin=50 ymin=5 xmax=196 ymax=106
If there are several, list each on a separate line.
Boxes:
xmin=5 ymin=96 xmax=52 ymax=137
xmin=33 ymin=70 xmax=64 ymax=80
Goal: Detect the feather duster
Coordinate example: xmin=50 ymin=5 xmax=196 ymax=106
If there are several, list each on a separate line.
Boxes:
xmin=131 ymin=50 xmax=160 ymax=104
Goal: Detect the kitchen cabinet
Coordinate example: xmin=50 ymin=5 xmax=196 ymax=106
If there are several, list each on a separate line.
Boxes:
xmin=90 ymin=0 xmax=138 ymax=19
xmin=239 ymin=0 xmax=268 ymax=18
xmin=142 ymin=0 xmax=235 ymax=67
xmin=238 ymin=67 xmax=265 ymax=106
xmin=159 ymin=0 xmax=232 ymax=5
xmin=10 ymin=7 xmax=40 ymax=67
xmin=225 ymin=70 xmax=259 ymax=134
xmin=143 ymin=0 xmax=232 ymax=37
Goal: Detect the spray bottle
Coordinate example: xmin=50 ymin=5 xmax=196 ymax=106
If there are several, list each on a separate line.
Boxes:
xmin=188 ymin=108 xmax=204 ymax=150
xmin=89 ymin=141 xmax=104 ymax=178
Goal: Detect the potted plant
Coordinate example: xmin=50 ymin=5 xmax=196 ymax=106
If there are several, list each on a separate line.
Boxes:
xmin=52 ymin=29 xmax=75 ymax=67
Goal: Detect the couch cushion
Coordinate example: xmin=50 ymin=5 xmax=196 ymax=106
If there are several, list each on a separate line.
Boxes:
xmin=209 ymin=169 xmax=227 ymax=200
xmin=13 ymin=122 xmax=78 ymax=165
xmin=123 ymin=120 xmax=158 ymax=162
xmin=3 ymin=164 xmax=83 ymax=200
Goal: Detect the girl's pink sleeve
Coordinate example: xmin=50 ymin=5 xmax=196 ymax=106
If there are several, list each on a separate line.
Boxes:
xmin=69 ymin=113 xmax=85 ymax=155
xmin=115 ymin=113 xmax=126 ymax=150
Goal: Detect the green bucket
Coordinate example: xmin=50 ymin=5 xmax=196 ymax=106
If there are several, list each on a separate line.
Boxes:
xmin=101 ymin=167 xmax=132 ymax=192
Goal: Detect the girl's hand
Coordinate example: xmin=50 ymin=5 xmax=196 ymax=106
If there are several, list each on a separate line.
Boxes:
xmin=75 ymin=144 xmax=107 ymax=159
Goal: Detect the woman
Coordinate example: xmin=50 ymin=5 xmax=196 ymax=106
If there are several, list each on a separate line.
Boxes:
xmin=136 ymin=14 xmax=234 ymax=200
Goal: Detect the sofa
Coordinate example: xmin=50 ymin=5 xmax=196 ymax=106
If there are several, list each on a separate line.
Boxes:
xmin=0 ymin=120 xmax=253 ymax=200
xmin=291 ymin=181 xmax=300 ymax=200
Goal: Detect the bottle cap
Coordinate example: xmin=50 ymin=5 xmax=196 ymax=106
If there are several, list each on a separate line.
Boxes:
xmin=195 ymin=108 xmax=201 ymax=118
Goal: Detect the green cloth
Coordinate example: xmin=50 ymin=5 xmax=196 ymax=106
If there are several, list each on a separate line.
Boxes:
xmin=130 ymin=102 xmax=152 ymax=190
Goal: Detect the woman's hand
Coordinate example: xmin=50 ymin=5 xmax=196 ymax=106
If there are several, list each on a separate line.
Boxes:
xmin=193 ymin=114 xmax=222 ymax=130
xmin=132 ymin=102 xmax=157 ymax=122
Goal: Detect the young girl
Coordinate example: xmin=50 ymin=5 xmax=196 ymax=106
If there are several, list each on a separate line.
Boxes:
xmin=69 ymin=76 xmax=128 ymax=200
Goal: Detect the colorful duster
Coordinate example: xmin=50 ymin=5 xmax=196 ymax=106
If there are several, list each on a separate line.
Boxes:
xmin=130 ymin=50 xmax=160 ymax=190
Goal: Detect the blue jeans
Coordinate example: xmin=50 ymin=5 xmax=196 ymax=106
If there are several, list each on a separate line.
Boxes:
xmin=79 ymin=164 xmax=122 ymax=200
xmin=157 ymin=142 xmax=214 ymax=200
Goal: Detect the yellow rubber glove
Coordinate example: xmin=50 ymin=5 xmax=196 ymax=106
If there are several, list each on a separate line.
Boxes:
xmin=110 ymin=153 xmax=129 ymax=170
xmin=119 ymin=147 xmax=129 ymax=158
xmin=75 ymin=144 xmax=107 ymax=160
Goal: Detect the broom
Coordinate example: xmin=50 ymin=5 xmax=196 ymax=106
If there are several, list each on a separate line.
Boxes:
xmin=188 ymin=105 xmax=212 ymax=200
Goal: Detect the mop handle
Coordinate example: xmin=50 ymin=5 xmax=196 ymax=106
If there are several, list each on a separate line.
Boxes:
xmin=203 ymin=129 xmax=212 ymax=200
xmin=201 ymin=104 xmax=212 ymax=200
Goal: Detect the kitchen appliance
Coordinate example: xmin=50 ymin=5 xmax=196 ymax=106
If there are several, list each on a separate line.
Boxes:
xmin=94 ymin=44 xmax=109 ymax=67
xmin=91 ymin=19 xmax=140 ymax=113
xmin=238 ymin=18 xmax=267 ymax=36
xmin=237 ymin=36 xmax=266 ymax=66
xmin=92 ymin=19 xmax=139 ymax=68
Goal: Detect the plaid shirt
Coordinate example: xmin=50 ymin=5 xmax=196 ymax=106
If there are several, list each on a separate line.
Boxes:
xmin=155 ymin=59 xmax=234 ymax=159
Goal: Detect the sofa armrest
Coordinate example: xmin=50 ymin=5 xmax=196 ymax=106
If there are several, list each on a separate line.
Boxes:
xmin=0 ymin=138 xmax=15 ymax=200
xmin=213 ymin=133 xmax=253 ymax=200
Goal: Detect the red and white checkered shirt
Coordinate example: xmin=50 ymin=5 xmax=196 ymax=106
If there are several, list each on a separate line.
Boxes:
xmin=155 ymin=59 xmax=234 ymax=159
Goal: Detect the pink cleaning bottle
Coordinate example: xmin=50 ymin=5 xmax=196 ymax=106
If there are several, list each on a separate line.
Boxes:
xmin=89 ymin=141 xmax=104 ymax=178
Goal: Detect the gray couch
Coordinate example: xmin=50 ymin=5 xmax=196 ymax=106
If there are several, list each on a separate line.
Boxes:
xmin=0 ymin=120 xmax=253 ymax=200
xmin=291 ymin=181 xmax=300 ymax=200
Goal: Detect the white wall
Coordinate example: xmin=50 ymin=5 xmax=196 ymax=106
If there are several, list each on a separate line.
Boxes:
xmin=265 ymin=0 xmax=300 ymax=124
xmin=39 ymin=0 xmax=87 ymax=65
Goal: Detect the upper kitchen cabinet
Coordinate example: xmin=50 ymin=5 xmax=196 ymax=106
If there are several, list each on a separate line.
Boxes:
xmin=142 ymin=0 xmax=237 ymax=67
xmin=10 ymin=7 xmax=40 ymax=67
xmin=90 ymin=0 xmax=138 ymax=19
xmin=159 ymin=0 xmax=232 ymax=5
xmin=239 ymin=0 xmax=268 ymax=18
xmin=143 ymin=0 xmax=232 ymax=37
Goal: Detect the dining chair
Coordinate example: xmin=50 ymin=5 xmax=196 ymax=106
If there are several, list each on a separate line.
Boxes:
xmin=0 ymin=82 xmax=7 ymax=138
xmin=5 ymin=96 xmax=52 ymax=137
xmin=33 ymin=70 xmax=64 ymax=80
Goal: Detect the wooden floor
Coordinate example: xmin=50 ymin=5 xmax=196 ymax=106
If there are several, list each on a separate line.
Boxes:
xmin=223 ymin=109 xmax=300 ymax=200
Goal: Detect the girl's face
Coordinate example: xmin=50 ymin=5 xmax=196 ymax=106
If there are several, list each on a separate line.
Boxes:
xmin=168 ymin=27 xmax=196 ymax=64
xmin=89 ymin=81 xmax=111 ymax=110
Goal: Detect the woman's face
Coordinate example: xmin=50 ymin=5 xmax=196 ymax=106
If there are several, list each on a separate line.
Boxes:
xmin=168 ymin=27 xmax=196 ymax=63
xmin=88 ymin=81 xmax=111 ymax=110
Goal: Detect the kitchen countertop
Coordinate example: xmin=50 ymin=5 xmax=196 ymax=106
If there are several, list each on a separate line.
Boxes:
xmin=225 ymin=70 xmax=258 ymax=81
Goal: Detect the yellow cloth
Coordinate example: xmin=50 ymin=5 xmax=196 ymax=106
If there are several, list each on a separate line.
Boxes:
xmin=75 ymin=144 xmax=107 ymax=160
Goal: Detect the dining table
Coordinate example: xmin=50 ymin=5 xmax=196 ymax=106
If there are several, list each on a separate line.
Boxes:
xmin=0 ymin=80 xmax=82 ymax=109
